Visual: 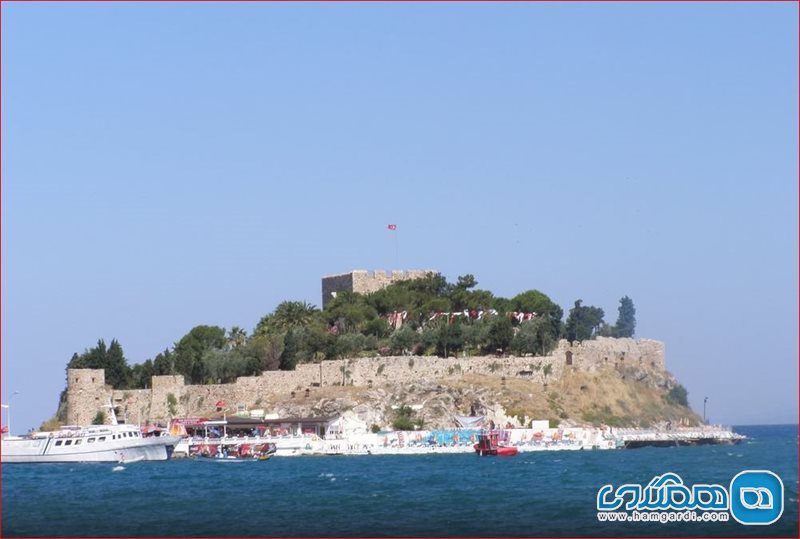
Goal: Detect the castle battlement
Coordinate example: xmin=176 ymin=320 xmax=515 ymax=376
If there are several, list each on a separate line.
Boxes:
xmin=66 ymin=338 xmax=667 ymax=426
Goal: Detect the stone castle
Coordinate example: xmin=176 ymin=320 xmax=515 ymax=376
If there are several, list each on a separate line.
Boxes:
xmin=65 ymin=337 xmax=667 ymax=426
xmin=321 ymin=270 xmax=435 ymax=308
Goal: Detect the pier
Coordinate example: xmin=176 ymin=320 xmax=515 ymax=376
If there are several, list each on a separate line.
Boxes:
xmin=614 ymin=426 xmax=745 ymax=449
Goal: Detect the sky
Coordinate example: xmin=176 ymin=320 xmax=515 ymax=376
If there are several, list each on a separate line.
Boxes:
xmin=1 ymin=2 xmax=797 ymax=433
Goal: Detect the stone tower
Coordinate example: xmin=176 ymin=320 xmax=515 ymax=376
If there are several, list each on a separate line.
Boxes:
xmin=321 ymin=269 xmax=435 ymax=308
xmin=66 ymin=368 xmax=112 ymax=425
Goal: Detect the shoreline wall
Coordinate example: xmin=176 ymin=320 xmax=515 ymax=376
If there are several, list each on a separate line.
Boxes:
xmin=66 ymin=337 xmax=665 ymax=425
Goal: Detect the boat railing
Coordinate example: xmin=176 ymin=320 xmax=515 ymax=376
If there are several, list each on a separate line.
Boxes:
xmin=188 ymin=432 xmax=322 ymax=445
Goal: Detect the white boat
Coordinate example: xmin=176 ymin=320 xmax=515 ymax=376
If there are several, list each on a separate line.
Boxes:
xmin=1 ymin=424 xmax=182 ymax=463
xmin=1 ymin=406 xmax=182 ymax=464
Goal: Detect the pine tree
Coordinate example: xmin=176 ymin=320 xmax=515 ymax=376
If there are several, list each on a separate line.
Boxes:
xmin=565 ymin=300 xmax=605 ymax=342
xmin=615 ymin=296 xmax=636 ymax=338
xmin=279 ymin=330 xmax=298 ymax=371
xmin=105 ymin=339 xmax=132 ymax=389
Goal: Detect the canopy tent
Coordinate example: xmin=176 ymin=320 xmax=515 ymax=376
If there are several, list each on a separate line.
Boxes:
xmin=453 ymin=415 xmax=486 ymax=429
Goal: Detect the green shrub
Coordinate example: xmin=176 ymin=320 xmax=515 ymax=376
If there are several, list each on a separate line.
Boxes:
xmin=392 ymin=405 xmax=423 ymax=430
xmin=665 ymin=384 xmax=689 ymax=407
xmin=167 ymin=393 xmax=178 ymax=416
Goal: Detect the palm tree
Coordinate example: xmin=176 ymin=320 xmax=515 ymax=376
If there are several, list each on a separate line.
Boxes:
xmin=272 ymin=301 xmax=318 ymax=331
xmin=227 ymin=326 xmax=247 ymax=349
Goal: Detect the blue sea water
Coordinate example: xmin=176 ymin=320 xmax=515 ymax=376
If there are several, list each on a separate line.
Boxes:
xmin=1 ymin=424 xmax=797 ymax=537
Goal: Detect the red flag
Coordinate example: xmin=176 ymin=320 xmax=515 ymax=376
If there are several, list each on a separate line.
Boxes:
xmin=387 ymin=224 xmax=397 ymax=230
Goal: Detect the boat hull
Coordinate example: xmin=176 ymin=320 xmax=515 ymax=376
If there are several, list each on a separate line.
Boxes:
xmin=1 ymin=435 xmax=182 ymax=463
xmin=474 ymin=445 xmax=519 ymax=456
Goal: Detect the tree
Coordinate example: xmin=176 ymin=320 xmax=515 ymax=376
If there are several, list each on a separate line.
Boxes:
xmin=492 ymin=297 xmax=513 ymax=314
xmin=362 ymin=318 xmax=390 ymax=338
xmin=666 ymin=384 xmax=689 ymax=407
xmin=485 ymin=317 xmax=514 ymax=354
xmin=279 ymin=330 xmax=298 ymax=370
xmin=248 ymin=334 xmax=282 ymax=371
xmin=272 ymin=301 xmax=318 ymax=331
xmin=390 ymin=326 xmax=416 ymax=355
xmin=333 ymin=333 xmax=366 ymax=360
xmin=105 ymin=339 xmax=132 ymax=389
xmin=511 ymin=290 xmax=563 ymax=341
xmin=392 ymin=405 xmax=424 ymax=431
xmin=201 ymin=348 xmax=251 ymax=384
xmin=614 ymin=296 xmax=636 ymax=338
xmin=67 ymin=339 xmax=133 ymax=389
xmin=294 ymin=324 xmax=331 ymax=363
xmin=449 ymin=274 xmax=476 ymax=310
xmin=511 ymin=317 xmax=556 ymax=356
xmin=565 ymin=300 xmax=605 ymax=342
xmin=324 ymin=292 xmax=376 ymax=333
xmin=455 ymin=274 xmax=477 ymax=290
xmin=462 ymin=318 xmax=490 ymax=355
xmin=436 ymin=322 xmax=464 ymax=358
xmin=226 ymin=326 xmax=247 ymax=349
xmin=174 ymin=326 xmax=226 ymax=384
xmin=130 ymin=359 xmax=155 ymax=389
xmin=152 ymin=349 xmax=175 ymax=376
xmin=511 ymin=290 xmax=556 ymax=315
xmin=253 ymin=314 xmax=275 ymax=337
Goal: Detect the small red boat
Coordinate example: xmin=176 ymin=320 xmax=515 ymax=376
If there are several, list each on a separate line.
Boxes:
xmin=474 ymin=431 xmax=518 ymax=456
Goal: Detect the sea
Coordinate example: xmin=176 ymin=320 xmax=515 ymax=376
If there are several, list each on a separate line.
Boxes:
xmin=1 ymin=424 xmax=797 ymax=538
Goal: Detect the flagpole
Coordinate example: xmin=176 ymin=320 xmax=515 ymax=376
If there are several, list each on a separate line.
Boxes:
xmin=388 ymin=224 xmax=399 ymax=268
xmin=394 ymin=228 xmax=399 ymax=269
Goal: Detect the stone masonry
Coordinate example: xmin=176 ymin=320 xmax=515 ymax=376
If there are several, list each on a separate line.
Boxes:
xmin=321 ymin=270 xmax=435 ymax=308
xmin=65 ymin=337 xmax=666 ymax=425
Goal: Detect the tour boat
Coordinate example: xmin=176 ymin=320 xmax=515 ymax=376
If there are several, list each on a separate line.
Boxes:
xmin=474 ymin=431 xmax=518 ymax=456
xmin=1 ymin=408 xmax=182 ymax=463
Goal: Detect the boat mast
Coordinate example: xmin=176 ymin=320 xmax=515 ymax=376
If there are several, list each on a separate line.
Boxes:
xmin=105 ymin=401 xmax=119 ymax=426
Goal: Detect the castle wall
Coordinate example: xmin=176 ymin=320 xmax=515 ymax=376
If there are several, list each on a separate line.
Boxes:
xmin=71 ymin=338 xmax=666 ymax=425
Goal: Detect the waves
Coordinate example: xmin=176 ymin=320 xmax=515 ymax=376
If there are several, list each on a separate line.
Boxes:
xmin=2 ymin=425 xmax=797 ymax=537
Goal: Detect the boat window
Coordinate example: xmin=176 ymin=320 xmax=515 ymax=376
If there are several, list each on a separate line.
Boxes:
xmin=64 ymin=440 xmax=73 ymax=446
xmin=87 ymin=438 xmax=95 ymax=443
xmin=74 ymin=439 xmax=82 ymax=445
xmin=55 ymin=440 xmax=63 ymax=446
xmin=98 ymin=436 xmax=106 ymax=442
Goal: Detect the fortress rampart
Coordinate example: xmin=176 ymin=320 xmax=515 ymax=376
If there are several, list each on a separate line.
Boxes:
xmin=65 ymin=337 xmax=666 ymax=425
xmin=321 ymin=269 xmax=435 ymax=308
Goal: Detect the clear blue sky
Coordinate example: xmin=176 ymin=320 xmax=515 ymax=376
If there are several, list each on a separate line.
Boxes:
xmin=2 ymin=3 xmax=797 ymax=433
